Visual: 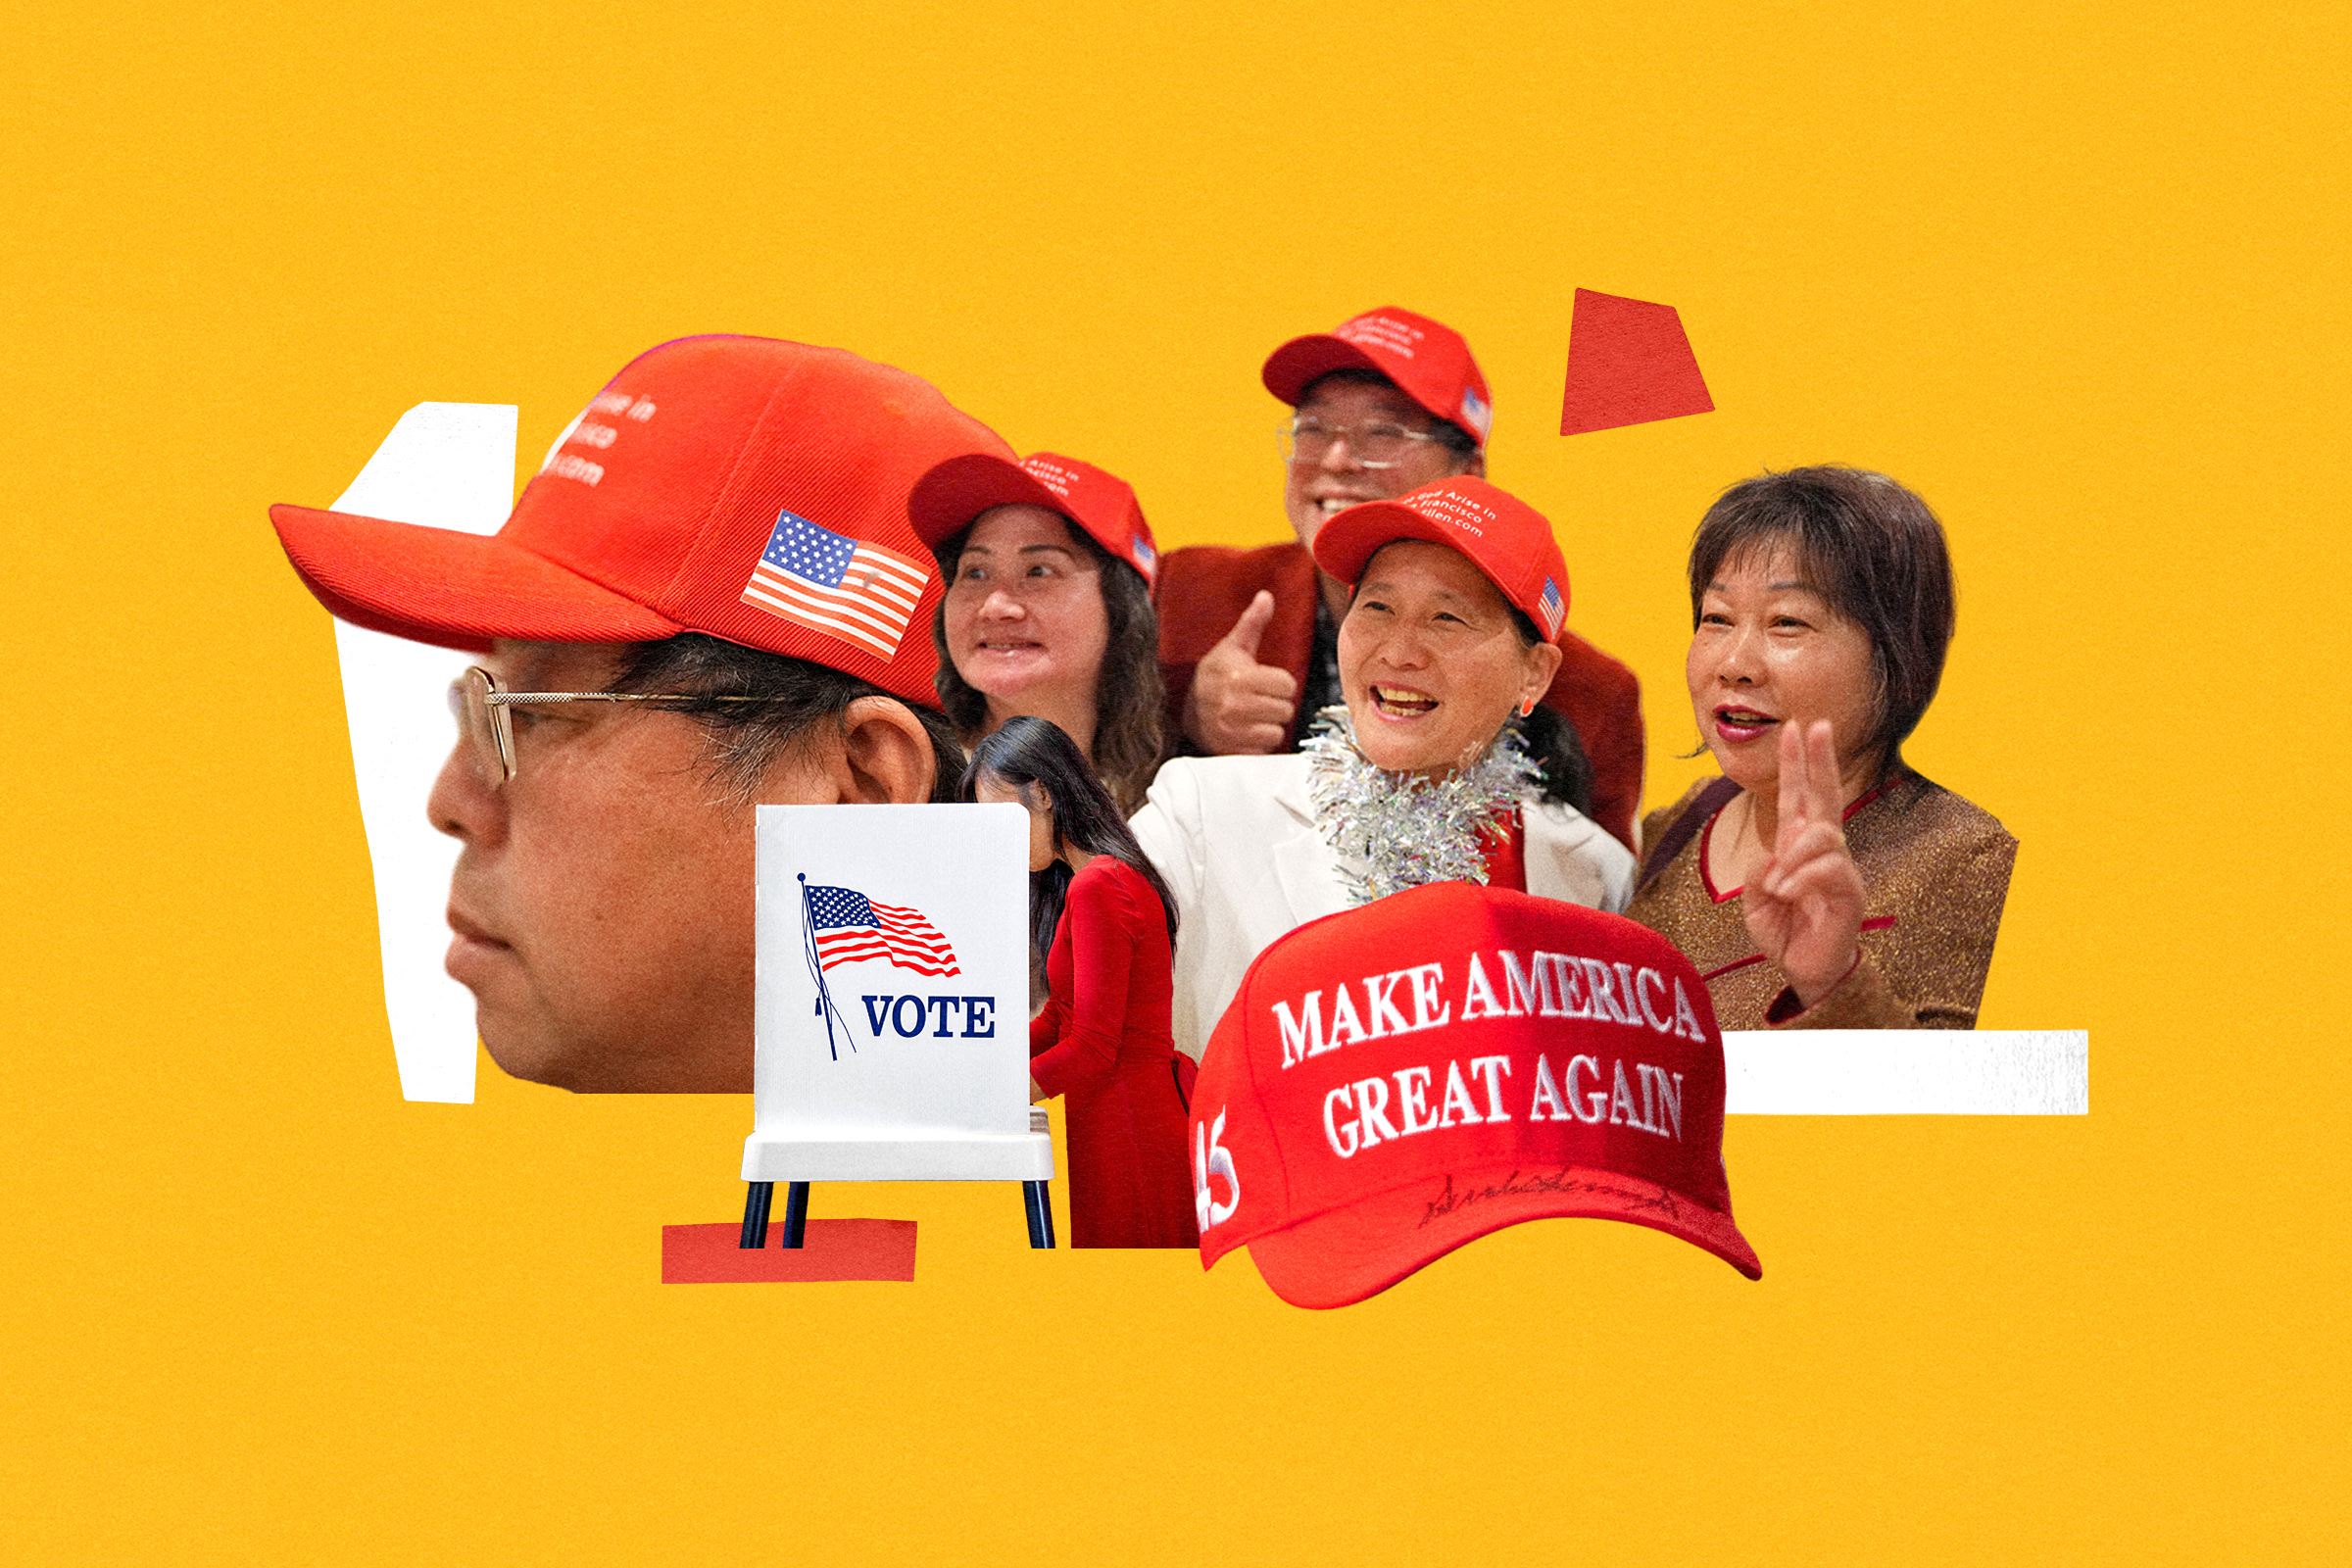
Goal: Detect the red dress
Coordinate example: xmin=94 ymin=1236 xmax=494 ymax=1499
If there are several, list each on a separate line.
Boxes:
xmin=1030 ymin=857 xmax=1200 ymax=1249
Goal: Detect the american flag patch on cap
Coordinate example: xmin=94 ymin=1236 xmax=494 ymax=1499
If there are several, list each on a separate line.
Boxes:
xmin=742 ymin=511 xmax=930 ymax=658
xmin=1537 ymin=576 xmax=1565 ymax=639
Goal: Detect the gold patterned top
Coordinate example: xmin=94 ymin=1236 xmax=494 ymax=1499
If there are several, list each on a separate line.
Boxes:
xmin=1625 ymin=772 xmax=2018 ymax=1030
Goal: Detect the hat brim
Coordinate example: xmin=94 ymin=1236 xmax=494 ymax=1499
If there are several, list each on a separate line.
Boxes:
xmin=1260 ymin=332 xmax=1400 ymax=408
xmin=905 ymin=454 xmax=1073 ymax=554
xmin=1311 ymin=499 xmax=1546 ymax=637
xmin=1233 ymin=1159 xmax=1761 ymax=1309
xmin=271 ymin=504 xmax=683 ymax=652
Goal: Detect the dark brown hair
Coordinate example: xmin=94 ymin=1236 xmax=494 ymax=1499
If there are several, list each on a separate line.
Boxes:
xmin=1688 ymin=466 xmax=1957 ymax=769
xmin=958 ymin=716 xmax=1179 ymax=975
xmin=611 ymin=632 xmax=964 ymax=805
xmin=929 ymin=516 xmax=1166 ymax=814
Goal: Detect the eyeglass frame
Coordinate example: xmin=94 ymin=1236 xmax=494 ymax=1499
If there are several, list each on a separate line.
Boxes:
xmin=1278 ymin=415 xmax=1454 ymax=470
xmin=447 ymin=665 xmax=770 ymax=787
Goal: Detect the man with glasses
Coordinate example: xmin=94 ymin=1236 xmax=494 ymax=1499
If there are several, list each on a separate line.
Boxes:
xmin=1155 ymin=307 xmax=1645 ymax=850
xmin=270 ymin=334 xmax=1009 ymax=1093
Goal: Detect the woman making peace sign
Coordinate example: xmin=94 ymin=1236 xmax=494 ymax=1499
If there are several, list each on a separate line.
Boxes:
xmin=1628 ymin=467 xmax=2018 ymax=1029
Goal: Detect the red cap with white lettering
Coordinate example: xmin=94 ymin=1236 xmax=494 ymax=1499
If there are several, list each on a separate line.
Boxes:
xmin=907 ymin=451 xmax=1160 ymax=588
xmin=1311 ymin=475 xmax=1573 ymax=644
xmin=1261 ymin=306 xmax=1494 ymax=449
xmin=1190 ymin=881 xmax=1759 ymax=1307
xmin=270 ymin=334 xmax=1012 ymax=708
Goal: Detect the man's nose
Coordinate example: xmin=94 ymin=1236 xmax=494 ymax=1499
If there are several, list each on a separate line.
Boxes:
xmin=426 ymin=738 xmax=504 ymax=845
xmin=1317 ymin=431 xmax=1363 ymax=472
xmin=980 ymin=587 xmax=1027 ymax=619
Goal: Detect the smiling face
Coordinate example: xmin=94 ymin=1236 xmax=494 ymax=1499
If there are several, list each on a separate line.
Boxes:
xmin=1686 ymin=540 xmax=1883 ymax=797
xmin=1282 ymin=378 xmax=1479 ymax=551
xmin=943 ymin=505 xmax=1110 ymax=722
xmin=1338 ymin=540 xmax=1561 ymax=778
xmin=425 ymin=641 xmax=851 ymax=1093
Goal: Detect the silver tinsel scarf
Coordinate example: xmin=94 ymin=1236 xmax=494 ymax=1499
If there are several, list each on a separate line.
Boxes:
xmin=1300 ymin=706 xmax=1540 ymax=906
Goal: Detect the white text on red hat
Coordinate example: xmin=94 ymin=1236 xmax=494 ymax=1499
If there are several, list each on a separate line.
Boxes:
xmin=1268 ymin=946 xmax=1709 ymax=1070
xmin=1319 ymin=1051 xmax=1689 ymax=1161
xmin=1335 ymin=313 xmax=1426 ymax=361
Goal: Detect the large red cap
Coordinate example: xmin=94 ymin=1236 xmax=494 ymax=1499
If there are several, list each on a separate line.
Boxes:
xmin=1311 ymin=475 xmax=1572 ymax=643
xmin=1262 ymin=307 xmax=1494 ymax=448
xmin=907 ymin=451 xmax=1159 ymax=589
xmin=270 ymin=334 xmax=1014 ymax=708
xmin=1189 ymin=882 xmax=1760 ymax=1308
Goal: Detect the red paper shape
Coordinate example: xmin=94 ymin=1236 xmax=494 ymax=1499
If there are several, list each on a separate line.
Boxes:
xmin=1559 ymin=289 xmax=1715 ymax=435
xmin=661 ymin=1218 xmax=917 ymax=1284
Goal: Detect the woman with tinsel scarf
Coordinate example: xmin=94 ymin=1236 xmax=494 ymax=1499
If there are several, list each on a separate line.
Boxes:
xmin=1131 ymin=476 xmax=1638 ymax=1061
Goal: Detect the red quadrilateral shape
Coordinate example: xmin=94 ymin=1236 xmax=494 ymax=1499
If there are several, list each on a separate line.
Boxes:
xmin=662 ymin=1219 xmax=918 ymax=1283
xmin=1559 ymin=288 xmax=1715 ymax=435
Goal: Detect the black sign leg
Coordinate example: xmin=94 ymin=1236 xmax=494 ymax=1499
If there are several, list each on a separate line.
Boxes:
xmin=780 ymin=1181 xmax=811 ymax=1250
xmin=739 ymin=1182 xmax=773 ymax=1249
xmin=1023 ymin=1180 xmax=1055 ymax=1249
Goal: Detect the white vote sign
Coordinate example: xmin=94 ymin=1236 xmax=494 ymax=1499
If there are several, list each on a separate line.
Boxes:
xmin=742 ymin=803 xmax=1050 ymax=1182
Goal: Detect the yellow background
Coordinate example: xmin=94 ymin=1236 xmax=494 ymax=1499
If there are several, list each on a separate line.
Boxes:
xmin=4 ymin=2 xmax=2341 ymax=1561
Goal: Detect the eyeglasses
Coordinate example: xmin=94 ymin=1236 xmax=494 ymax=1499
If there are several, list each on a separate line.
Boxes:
xmin=1279 ymin=416 xmax=1451 ymax=469
xmin=446 ymin=665 xmax=767 ymax=787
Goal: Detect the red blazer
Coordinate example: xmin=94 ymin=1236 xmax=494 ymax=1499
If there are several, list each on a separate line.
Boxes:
xmin=1153 ymin=540 xmax=1645 ymax=853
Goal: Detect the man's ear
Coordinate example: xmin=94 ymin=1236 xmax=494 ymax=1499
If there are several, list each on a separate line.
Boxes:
xmin=753 ymin=696 xmax=939 ymax=807
xmin=1460 ymin=447 xmax=1487 ymax=479
xmin=837 ymin=696 xmax=938 ymax=804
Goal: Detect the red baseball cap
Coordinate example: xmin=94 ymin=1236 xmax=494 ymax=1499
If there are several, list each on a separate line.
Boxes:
xmin=1190 ymin=881 xmax=1760 ymax=1307
xmin=906 ymin=451 xmax=1160 ymax=588
xmin=1311 ymin=475 xmax=1572 ymax=643
xmin=270 ymin=334 xmax=1013 ymax=708
xmin=1261 ymin=307 xmax=1494 ymax=448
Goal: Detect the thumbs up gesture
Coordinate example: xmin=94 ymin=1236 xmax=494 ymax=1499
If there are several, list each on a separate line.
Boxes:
xmin=1181 ymin=591 xmax=1300 ymax=755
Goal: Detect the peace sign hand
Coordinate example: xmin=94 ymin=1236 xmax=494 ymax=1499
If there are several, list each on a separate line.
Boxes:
xmin=1743 ymin=718 xmax=1869 ymax=1010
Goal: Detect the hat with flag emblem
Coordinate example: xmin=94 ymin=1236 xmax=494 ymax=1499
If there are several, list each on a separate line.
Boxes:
xmin=1261 ymin=307 xmax=1494 ymax=448
xmin=270 ymin=334 xmax=1012 ymax=708
xmin=907 ymin=451 xmax=1160 ymax=589
xmin=1311 ymin=475 xmax=1572 ymax=644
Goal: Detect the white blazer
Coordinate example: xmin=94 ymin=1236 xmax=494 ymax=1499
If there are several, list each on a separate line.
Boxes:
xmin=1130 ymin=754 xmax=1639 ymax=1061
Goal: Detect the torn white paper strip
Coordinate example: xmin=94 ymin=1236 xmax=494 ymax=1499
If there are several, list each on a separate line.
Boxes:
xmin=1722 ymin=1029 xmax=2088 ymax=1114
xmin=324 ymin=402 xmax=518 ymax=1104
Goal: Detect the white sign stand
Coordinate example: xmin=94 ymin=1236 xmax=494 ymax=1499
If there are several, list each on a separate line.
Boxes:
xmin=738 ymin=803 xmax=1054 ymax=1249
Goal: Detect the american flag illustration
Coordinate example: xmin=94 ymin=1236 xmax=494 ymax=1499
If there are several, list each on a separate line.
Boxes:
xmin=803 ymin=884 xmax=961 ymax=977
xmin=741 ymin=510 xmax=930 ymax=659
xmin=1537 ymin=576 xmax=1565 ymax=640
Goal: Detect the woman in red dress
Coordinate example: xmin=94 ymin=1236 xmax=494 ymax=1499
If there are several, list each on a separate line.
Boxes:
xmin=962 ymin=716 xmax=1197 ymax=1250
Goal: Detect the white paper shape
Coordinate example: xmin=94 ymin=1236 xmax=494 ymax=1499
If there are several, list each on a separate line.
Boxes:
xmin=1722 ymin=1029 xmax=2088 ymax=1114
xmin=743 ymin=804 xmax=1053 ymax=1181
xmin=325 ymin=402 xmax=519 ymax=1103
